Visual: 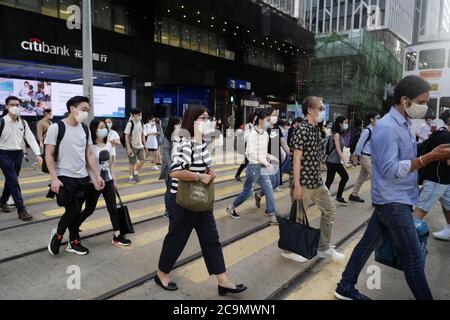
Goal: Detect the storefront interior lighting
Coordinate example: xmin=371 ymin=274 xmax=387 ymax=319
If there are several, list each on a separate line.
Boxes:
xmin=70 ymin=77 xmax=97 ymax=82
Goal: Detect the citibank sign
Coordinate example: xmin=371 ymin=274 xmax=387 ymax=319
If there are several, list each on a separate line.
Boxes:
xmin=21 ymin=38 xmax=70 ymax=57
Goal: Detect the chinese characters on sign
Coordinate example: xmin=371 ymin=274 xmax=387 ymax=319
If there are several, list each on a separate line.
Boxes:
xmin=74 ymin=50 xmax=108 ymax=63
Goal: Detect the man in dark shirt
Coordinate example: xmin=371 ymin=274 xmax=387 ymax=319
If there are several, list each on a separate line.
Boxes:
xmin=414 ymin=110 xmax=450 ymax=241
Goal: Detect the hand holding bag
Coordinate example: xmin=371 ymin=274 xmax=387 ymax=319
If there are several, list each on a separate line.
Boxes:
xmin=277 ymin=200 xmax=321 ymax=260
xmin=116 ymin=190 xmax=135 ymax=235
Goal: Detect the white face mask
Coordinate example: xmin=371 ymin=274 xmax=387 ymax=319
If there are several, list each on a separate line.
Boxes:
xmin=9 ymin=107 xmax=20 ymax=116
xmin=74 ymin=109 xmax=89 ymax=123
xmin=97 ymin=128 xmax=108 ymax=139
xmin=270 ymin=116 xmax=278 ymax=125
xmin=49 ymin=114 xmax=54 ymax=120
xmin=106 ymin=123 xmax=113 ymax=129
xmin=316 ymin=111 xmax=325 ymax=124
xmin=342 ymin=124 xmax=349 ymax=131
xmin=404 ymin=100 xmax=428 ymax=119
xmin=174 ymin=124 xmax=181 ymax=131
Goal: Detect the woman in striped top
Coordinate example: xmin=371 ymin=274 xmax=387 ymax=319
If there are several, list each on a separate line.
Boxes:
xmin=156 ymin=105 xmax=247 ymax=296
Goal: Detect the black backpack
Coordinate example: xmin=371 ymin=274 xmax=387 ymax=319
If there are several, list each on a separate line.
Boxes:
xmin=417 ymin=127 xmax=447 ymax=185
xmin=120 ymin=120 xmax=143 ymax=148
xmin=42 ymin=121 xmax=89 ymax=174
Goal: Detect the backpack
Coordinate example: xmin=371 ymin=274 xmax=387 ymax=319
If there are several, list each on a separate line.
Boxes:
xmin=417 ymin=127 xmax=447 ymax=185
xmin=326 ymin=134 xmax=336 ymax=156
xmin=359 ymin=127 xmax=372 ymax=152
xmin=120 ymin=120 xmax=143 ymax=148
xmin=0 ymin=117 xmax=27 ymax=140
xmin=42 ymin=121 xmax=89 ymax=174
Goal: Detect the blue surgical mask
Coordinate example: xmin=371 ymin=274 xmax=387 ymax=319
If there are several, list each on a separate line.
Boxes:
xmin=97 ymin=128 xmax=108 ymax=139
xmin=263 ymin=122 xmax=271 ymax=130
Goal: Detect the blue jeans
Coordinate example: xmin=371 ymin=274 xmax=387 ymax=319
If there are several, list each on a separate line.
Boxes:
xmin=260 ymin=164 xmax=279 ymax=199
xmin=339 ymin=203 xmax=433 ymax=300
xmin=165 ymin=177 xmax=176 ymax=218
xmin=0 ymin=150 xmax=25 ymax=213
xmin=232 ymin=164 xmax=276 ymax=215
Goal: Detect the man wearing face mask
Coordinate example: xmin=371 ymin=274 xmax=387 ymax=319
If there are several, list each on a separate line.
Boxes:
xmin=125 ymin=108 xmax=147 ymax=184
xmin=46 ymin=96 xmax=105 ymax=256
xmin=0 ymin=96 xmax=42 ymax=221
xmin=335 ymin=76 xmax=450 ymax=300
xmin=349 ymin=112 xmax=380 ymax=203
xmin=287 ymin=97 xmax=345 ymax=264
xmin=416 ymin=116 xmax=434 ymax=143
xmin=37 ymin=109 xmax=53 ymax=150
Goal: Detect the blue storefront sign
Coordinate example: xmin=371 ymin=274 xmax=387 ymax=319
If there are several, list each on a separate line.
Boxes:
xmin=227 ymin=79 xmax=251 ymax=91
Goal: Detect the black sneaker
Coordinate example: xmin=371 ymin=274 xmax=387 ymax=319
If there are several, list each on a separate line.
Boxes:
xmin=334 ymin=284 xmax=371 ymax=300
xmin=349 ymin=195 xmax=365 ymax=203
xmin=226 ymin=207 xmax=240 ymax=220
xmin=134 ymin=174 xmax=141 ymax=183
xmin=254 ymin=192 xmax=262 ymax=209
xmin=66 ymin=240 xmax=89 ymax=256
xmin=48 ymin=228 xmax=63 ymax=256
xmin=112 ymin=234 xmax=132 ymax=246
xmin=235 ymin=176 xmax=242 ymax=182
xmin=336 ymin=198 xmax=349 ymax=206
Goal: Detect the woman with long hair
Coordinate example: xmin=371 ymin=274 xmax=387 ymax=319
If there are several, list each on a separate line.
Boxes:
xmin=159 ymin=117 xmax=182 ymax=219
xmin=156 ymin=105 xmax=247 ymax=296
xmin=144 ymin=116 xmax=159 ymax=170
xmin=325 ymin=116 xmax=351 ymax=206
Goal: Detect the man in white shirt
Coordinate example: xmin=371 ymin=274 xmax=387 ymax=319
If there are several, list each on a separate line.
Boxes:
xmin=105 ymin=118 xmax=121 ymax=164
xmin=125 ymin=108 xmax=147 ymax=184
xmin=416 ymin=116 xmax=433 ymax=143
xmin=46 ymin=96 xmax=105 ymax=256
xmin=0 ymin=96 xmax=42 ymax=221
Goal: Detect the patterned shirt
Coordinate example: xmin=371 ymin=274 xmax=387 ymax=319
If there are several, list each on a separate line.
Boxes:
xmin=290 ymin=120 xmax=327 ymax=189
xmin=170 ymin=137 xmax=212 ymax=194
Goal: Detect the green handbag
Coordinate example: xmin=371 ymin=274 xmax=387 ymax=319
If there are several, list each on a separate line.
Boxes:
xmin=176 ymin=179 xmax=215 ymax=213
xmin=175 ymin=141 xmax=215 ymax=213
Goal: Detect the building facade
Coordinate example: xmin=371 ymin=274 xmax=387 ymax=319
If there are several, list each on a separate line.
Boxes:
xmin=413 ymin=0 xmax=450 ymax=43
xmin=0 ymin=0 xmax=314 ymax=129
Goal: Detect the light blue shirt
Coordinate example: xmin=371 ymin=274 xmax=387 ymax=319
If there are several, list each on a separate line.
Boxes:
xmin=371 ymin=107 xmax=419 ymax=206
xmin=354 ymin=124 xmax=374 ymax=156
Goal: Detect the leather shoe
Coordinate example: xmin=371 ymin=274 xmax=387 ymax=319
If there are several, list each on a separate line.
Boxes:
xmin=218 ymin=284 xmax=247 ymax=296
xmin=155 ymin=274 xmax=178 ymax=291
xmin=18 ymin=210 xmax=33 ymax=221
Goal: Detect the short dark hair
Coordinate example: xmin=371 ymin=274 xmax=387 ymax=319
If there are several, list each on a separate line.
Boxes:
xmin=131 ymin=108 xmax=142 ymax=116
xmin=367 ymin=112 xmax=380 ymax=123
xmin=90 ymin=119 xmax=108 ymax=145
xmin=394 ymin=76 xmax=431 ymax=104
xmin=66 ymin=96 xmax=90 ymax=113
xmin=425 ymin=115 xmax=433 ymax=121
xmin=181 ymin=105 xmax=209 ymax=137
xmin=44 ymin=109 xmax=52 ymax=115
xmin=440 ymin=110 xmax=450 ymax=126
xmin=5 ymin=96 xmax=19 ymax=105
xmin=255 ymin=108 xmax=273 ymax=125
xmin=164 ymin=117 xmax=182 ymax=141
xmin=332 ymin=116 xmax=348 ymax=134
xmin=354 ymin=118 xmax=363 ymax=128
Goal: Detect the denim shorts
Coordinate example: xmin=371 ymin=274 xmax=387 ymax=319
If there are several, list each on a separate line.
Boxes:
xmin=417 ymin=180 xmax=450 ymax=212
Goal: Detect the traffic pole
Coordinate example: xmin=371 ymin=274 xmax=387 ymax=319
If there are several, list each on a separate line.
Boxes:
xmin=82 ymin=0 xmax=94 ymax=123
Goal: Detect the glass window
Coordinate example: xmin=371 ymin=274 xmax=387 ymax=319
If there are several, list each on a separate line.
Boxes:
xmin=41 ymin=0 xmax=58 ymax=17
xmin=405 ymin=51 xmax=417 ymax=71
xmin=169 ymin=21 xmax=180 ymax=47
xmin=440 ymin=97 xmax=450 ymax=115
xmin=181 ymin=25 xmax=191 ymax=49
xmin=161 ymin=19 xmax=169 ymax=45
xmin=419 ymin=49 xmax=446 ymax=70
xmin=208 ymin=34 xmax=217 ymax=56
xmin=190 ymin=28 xmax=201 ymax=52
xmin=113 ymin=5 xmax=129 ymax=34
xmin=92 ymin=0 xmax=112 ymax=31
xmin=200 ymin=31 xmax=209 ymax=54
xmin=59 ymin=0 xmax=81 ymax=20
xmin=0 ymin=0 xmax=16 ymax=8
xmin=16 ymin=0 xmax=40 ymax=12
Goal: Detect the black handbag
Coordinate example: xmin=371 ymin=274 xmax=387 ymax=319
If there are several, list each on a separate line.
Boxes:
xmin=116 ymin=190 xmax=135 ymax=235
xmin=277 ymin=200 xmax=321 ymax=260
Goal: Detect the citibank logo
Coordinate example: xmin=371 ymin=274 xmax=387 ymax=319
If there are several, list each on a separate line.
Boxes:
xmin=21 ymin=38 xmax=70 ymax=57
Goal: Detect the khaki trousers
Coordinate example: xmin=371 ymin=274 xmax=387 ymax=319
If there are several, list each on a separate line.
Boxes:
xmin=351 ymin=155 xmax=372 ymax=197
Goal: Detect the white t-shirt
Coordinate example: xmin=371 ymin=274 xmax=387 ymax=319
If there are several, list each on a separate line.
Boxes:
xmin=124 ymin=120 xmax=144 ymax=149
xmin=144 ymin=123 xmax=158 ymax=150
xmin=45 ymin=121 xmax=93 ymax=179
xmin=93 ymin=143 xmax=113 ymax=182
xmin=417 ymin=123 xmax=432 ymax=143
xmin=107 ymin=130 xmax=120 ymax=157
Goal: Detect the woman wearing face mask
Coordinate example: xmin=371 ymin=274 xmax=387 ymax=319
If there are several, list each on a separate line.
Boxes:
xmin=105 ymin=119 xmax=121 ymax=164
xmin=325 ymin=116 xmax=351 ymax=206
xmin=159 ymin=117 xmax=182 ymax=220
xmin=145 ymin=117 xmax=159 ymax=170
xmin=227 ymin=109 xmax=278 ymax=223
xmin=156 ymin=106 xmax=247 ymax=296
xmin=77 ymin=119 xmax=132 ymax=247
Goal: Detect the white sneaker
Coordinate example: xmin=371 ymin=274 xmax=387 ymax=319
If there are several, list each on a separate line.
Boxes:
xmin=433 ymin=228 xmax=450 ymax=241
xmin=7 ymin=196 xmax=14 ymax=206
xmin=274 ymin=187 xmax=283 ymax=192
xmin=281 ymin=252 xmax=309 ymax=263
xmin=318 ymin=246 xmax=345 ymax=262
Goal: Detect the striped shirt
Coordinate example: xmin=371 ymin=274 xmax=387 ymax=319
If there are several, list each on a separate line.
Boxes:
xmin=170 ymin=138 xmax=212 ymax=194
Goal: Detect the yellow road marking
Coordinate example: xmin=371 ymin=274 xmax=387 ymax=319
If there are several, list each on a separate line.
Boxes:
xmin=42 ymin=174 xmax=241 ymax=217
xmin=178 ymin=183 xmax=372 ymax=283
